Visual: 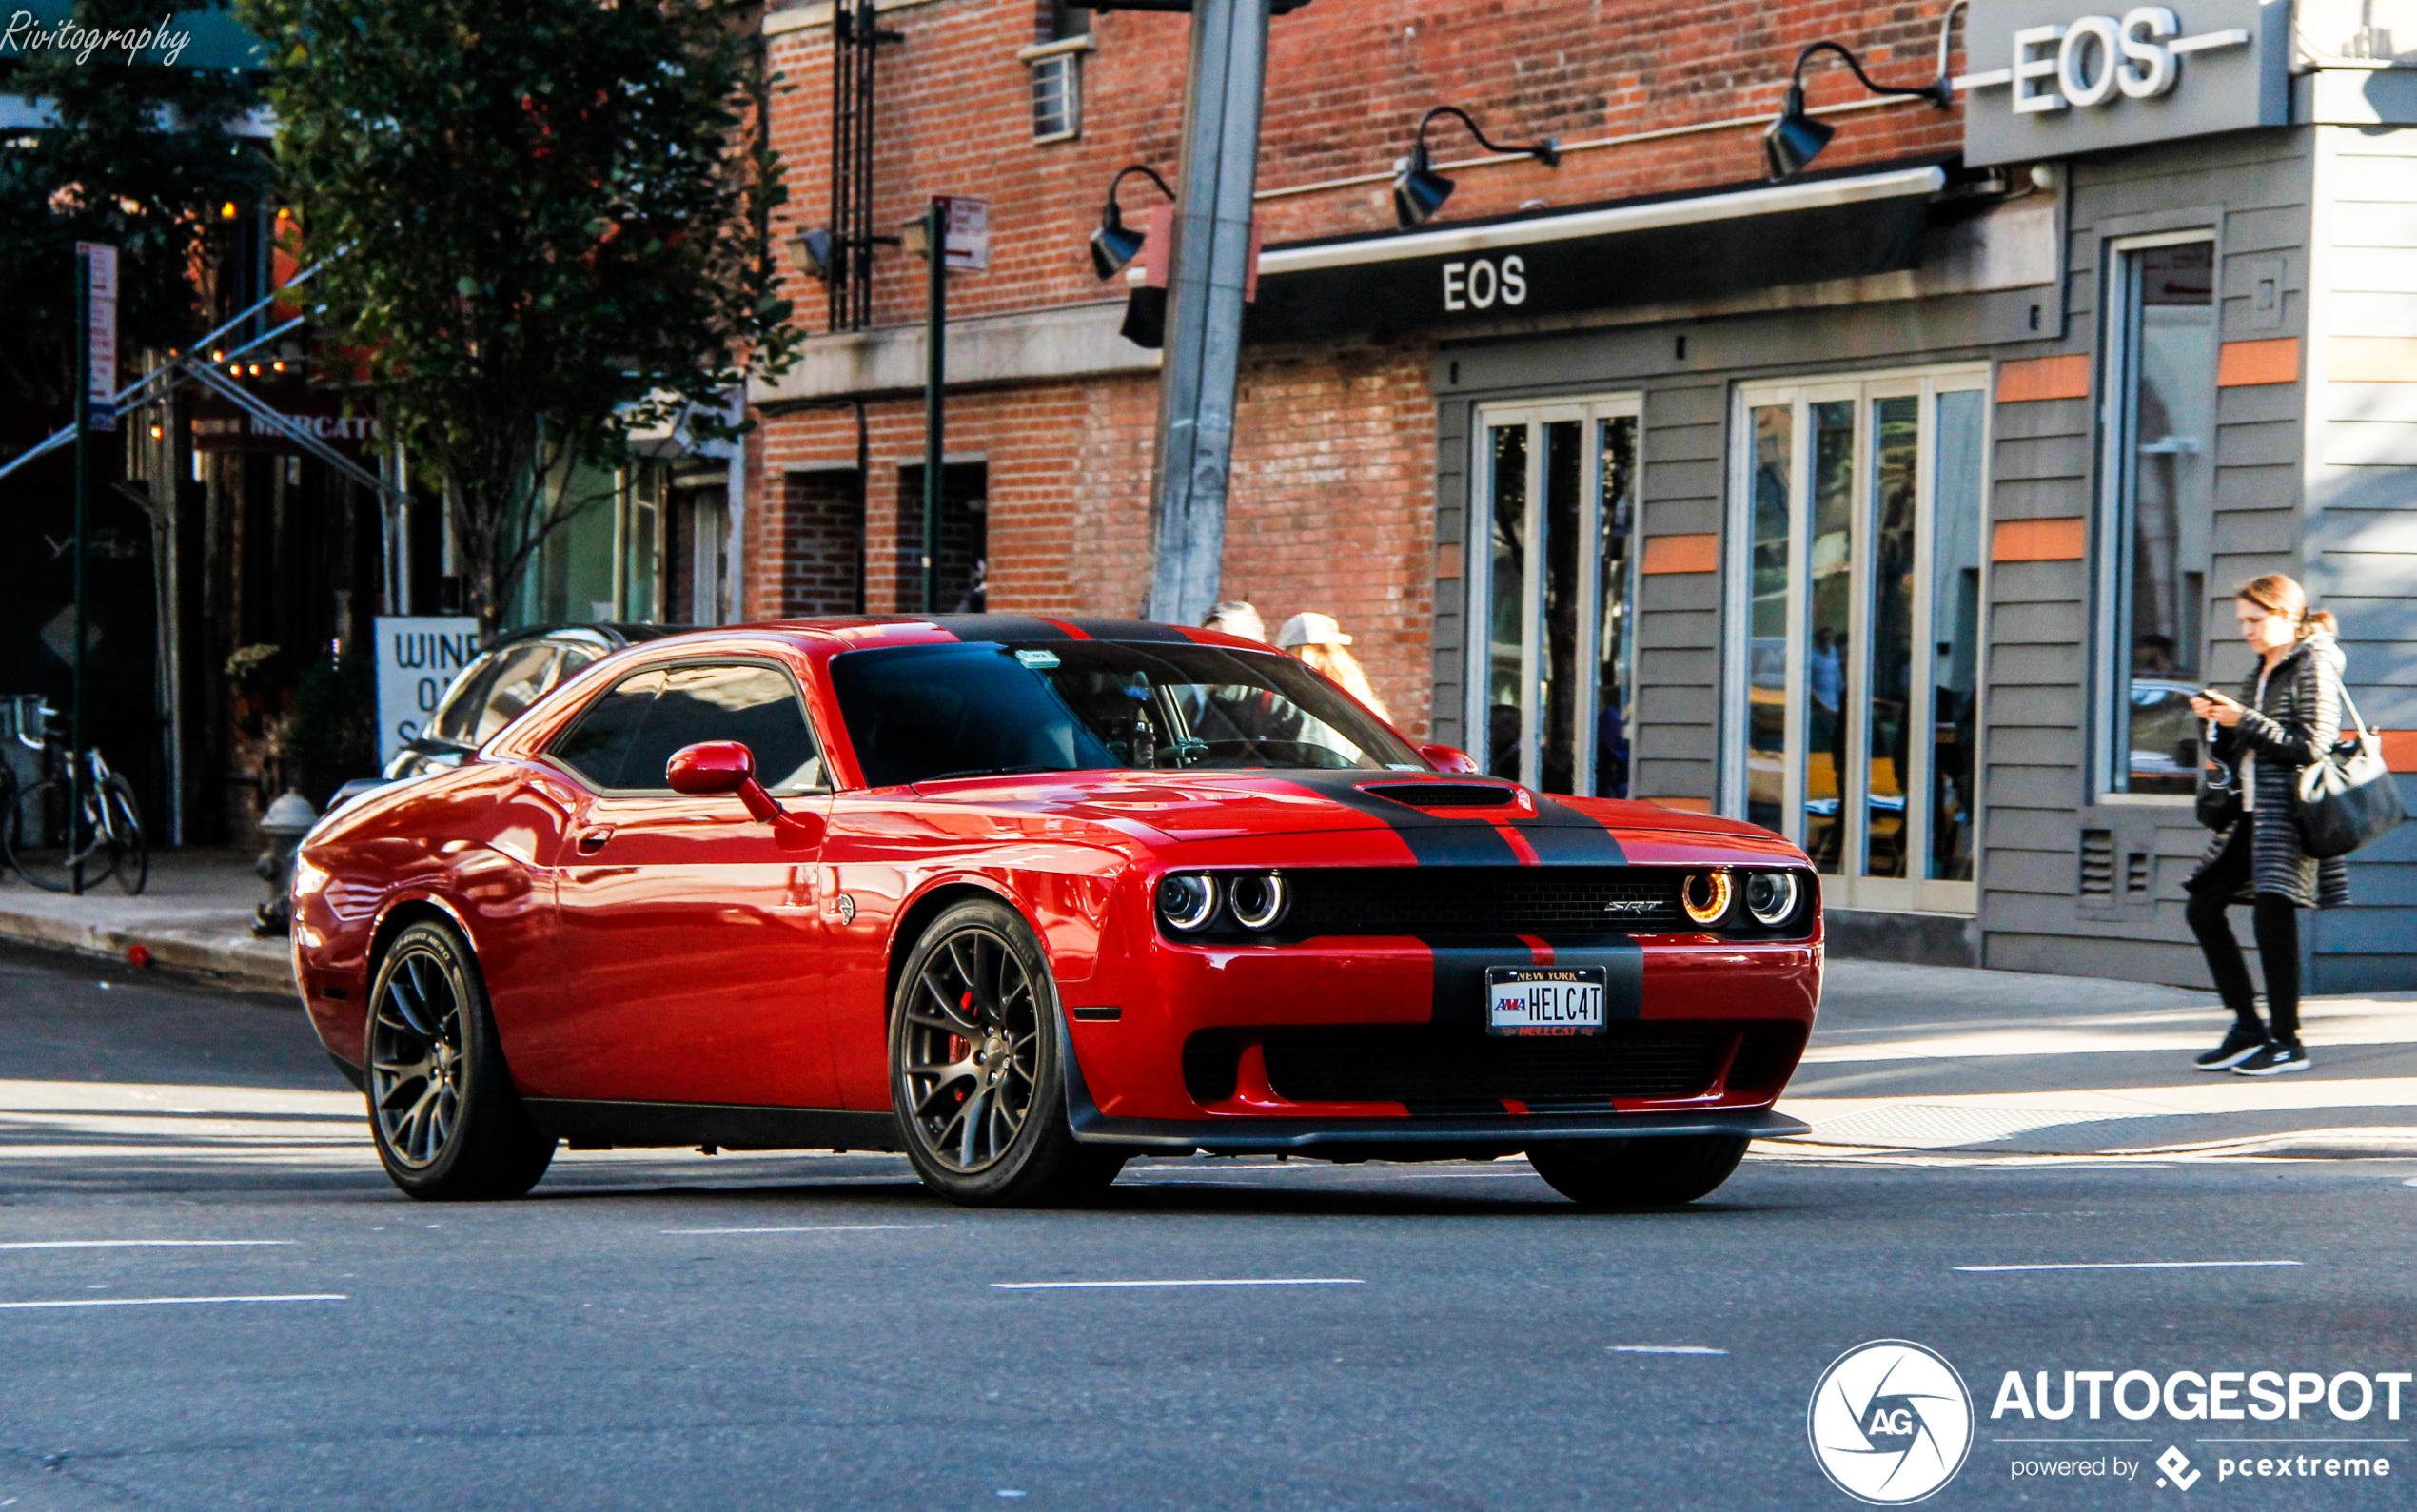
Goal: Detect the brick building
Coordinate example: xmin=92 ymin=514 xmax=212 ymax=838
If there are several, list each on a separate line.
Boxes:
xmin=738 ymin=0 xmax=2417 ymax=989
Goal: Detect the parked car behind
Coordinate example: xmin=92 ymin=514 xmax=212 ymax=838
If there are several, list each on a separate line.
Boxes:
xmin=383 ymin=624 xmax=687 ymax=779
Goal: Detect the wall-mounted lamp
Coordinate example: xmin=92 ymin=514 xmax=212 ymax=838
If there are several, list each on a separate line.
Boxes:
xmin=1393 ymin=106 xmax=1561 ymax=228
xmin=1764 ymin=21 xmax=1958 ymax=181
xmin=1089 ymin=165 xmax=1176 ymax=280
xmin=792 ymin=227 xmax=835 ymax=281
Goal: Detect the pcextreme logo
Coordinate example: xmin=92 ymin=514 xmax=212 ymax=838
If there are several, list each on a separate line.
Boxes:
xmin=1809 ymin=1341 xmax=1977 ymax=1504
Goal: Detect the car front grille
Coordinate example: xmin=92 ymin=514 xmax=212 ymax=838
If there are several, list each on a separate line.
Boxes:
xmin=1280 ymin=867 xmax=1686 ymax=936
xmin=1219 ymin=1024 xmax=1734 ymax=1115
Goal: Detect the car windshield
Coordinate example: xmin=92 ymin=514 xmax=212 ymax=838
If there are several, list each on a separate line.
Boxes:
xmin=830 ymin=640 xmax=1424 ymax=788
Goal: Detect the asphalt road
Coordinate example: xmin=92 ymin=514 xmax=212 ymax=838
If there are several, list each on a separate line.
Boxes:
xmin=3 ymin=942 xmax=2413 ymax=1511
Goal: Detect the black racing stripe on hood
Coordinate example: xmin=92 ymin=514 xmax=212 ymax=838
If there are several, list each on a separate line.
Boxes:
xmin=1272 ymin=771 xmax=1521 ymax=866
xmin=1422 ymin=933 xmax=1643 ymax=1026
xmin=921 ymin=614 xmax=1075 ymax=642
xmin=1508 ymin=795 xmax=1629 ymax=866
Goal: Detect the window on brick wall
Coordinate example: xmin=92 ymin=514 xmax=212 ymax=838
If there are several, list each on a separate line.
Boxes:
xmin=1019 ymin=2 xmax=1090 ymax=148
xmin=780 ymin=470 xmax=866 ymax=618
xmin=895 ymin=463 xmax=988 ymax=614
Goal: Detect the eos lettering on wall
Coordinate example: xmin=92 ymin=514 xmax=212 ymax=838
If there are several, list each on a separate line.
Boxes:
xmin=1956 ymin=0 xmax=2289 ymax=167
xmin=1442 ymin=255 xmax=1528 ymax=312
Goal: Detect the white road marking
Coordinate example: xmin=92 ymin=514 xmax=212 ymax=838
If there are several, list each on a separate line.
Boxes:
xmin=659 ymin=1225 xmax=938 ymax=1235
xmin=1607 ymin=1345 xmax=1727 ymax=1355
xmin=1955 ymin=1260 xmax=2302 ymax=1273
xmin=992 ymin=1278 xmax=1365 ymax=1290
xmin=0 ymin=1293 xmax=346 ymax=1310
xmin=0 ymin=1240 xmax=293 ymax=1251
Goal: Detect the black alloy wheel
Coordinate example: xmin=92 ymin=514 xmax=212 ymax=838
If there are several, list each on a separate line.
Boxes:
xmin=365 ymin=919 xmax=556 ymax=1200
xmin=888 ymin=897 xmax=1126 ymax=1208
xmin=1525 ymin=1134 xmax=1750 ymax=1208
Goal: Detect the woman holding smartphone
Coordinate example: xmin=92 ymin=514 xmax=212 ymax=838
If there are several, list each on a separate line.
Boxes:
xmin=2183 ymin=574 xmax=2349 ymax=1075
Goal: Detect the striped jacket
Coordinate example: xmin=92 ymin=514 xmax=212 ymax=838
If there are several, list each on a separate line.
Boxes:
xmin=2188 ymin=631 xmax=2351 ymax=910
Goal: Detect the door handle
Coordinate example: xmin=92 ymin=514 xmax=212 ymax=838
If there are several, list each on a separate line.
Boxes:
xmin=575 ymin=825 xmax=616 ymax=854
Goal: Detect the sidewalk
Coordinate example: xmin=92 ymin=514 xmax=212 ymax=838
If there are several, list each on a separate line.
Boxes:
xmin=0 ymin=849 xmax=292 ymax=994
xmin=2 ymin=858 xmax=2410 ymax=1159
xmin=1778 ymin=959 xmax=2417 ymax=1159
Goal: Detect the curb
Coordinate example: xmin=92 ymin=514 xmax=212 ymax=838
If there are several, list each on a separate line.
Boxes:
xmin=0 ymin=901 xmax=295 ymax=996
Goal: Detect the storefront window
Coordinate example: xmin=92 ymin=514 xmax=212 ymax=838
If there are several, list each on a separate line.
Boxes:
xmin=1929 ymin=389 xmax=1985 ymax=882
xmin=1863 ymin=395 xmax=1919 ymax=879
xmin=2106 ymin=238 xmax=2215 ymax=795
xmin=1474 ymin=397 xmax=1641 ymax=794
xmin=1746 ymin=405 xmax=1792 ymax=833
xmin=1730 ymin=370 xmax=1988 ymax=913
xmin=1803 ymin=401 xmax=1857 ymax=873
xmin=1593 ymin=414 xmax=1639 ymax=799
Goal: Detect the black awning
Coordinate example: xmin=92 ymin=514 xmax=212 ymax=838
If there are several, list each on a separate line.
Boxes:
xmin=1241 ymin=159 xmax=1950 ymax=344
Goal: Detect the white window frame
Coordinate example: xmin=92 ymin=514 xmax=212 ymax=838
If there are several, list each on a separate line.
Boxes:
xmin=1018 ymin=36 xmax=1091 ymax=145
xmin=1720 ymin=363 xmax=1992 ymax=916
xmin=1464 ymin=392 xmax=1643 ymax=795
xmin=2092 ymin=227 xmax=2218 ymax=806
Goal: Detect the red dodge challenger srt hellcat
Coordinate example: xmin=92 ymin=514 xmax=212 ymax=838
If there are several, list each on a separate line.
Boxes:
xmin=291 ymin=615 xmax=1818 ymax=1208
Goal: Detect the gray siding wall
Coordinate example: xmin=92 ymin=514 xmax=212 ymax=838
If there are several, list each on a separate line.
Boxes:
xmin=1987 ymin=126 xmax=2318 ymax=986
xmin=2301 ymin=124 xmax=2417 ymax=992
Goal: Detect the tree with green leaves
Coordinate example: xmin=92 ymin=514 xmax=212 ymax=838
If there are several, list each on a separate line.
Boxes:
xmin=240 ymin=0 xmax=800 ymax=630
xmin=0 ymin=0 xmax=267 ymax=409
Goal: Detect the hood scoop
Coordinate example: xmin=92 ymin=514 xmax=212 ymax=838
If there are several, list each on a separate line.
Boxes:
xmin=1361 ymin=782 xmax=1519 ymax=808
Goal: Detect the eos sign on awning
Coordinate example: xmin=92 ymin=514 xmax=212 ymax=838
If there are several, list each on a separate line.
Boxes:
xmin=1956 ymin=0 xmax=2289 ymax=167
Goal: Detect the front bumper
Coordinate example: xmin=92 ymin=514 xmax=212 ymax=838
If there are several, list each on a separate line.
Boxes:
xmin=1068 ymin=1103 xmax=1812 ymax=1154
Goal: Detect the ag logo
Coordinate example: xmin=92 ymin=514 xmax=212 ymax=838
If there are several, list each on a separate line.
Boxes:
xmin=1808 ymin=1340 xmax=1975 ymax=1504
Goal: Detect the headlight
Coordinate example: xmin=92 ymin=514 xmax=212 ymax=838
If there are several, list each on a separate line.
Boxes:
xmin=1156 ymin=873 xmax=1218 ymax=932
xmin=1680 ymin=871 xmax=1734 ymax=927
xmin=1227 ymin=872 xmax=1287 ymax=931
xmin=1744 ymin=871 xmax=1801 ymax=928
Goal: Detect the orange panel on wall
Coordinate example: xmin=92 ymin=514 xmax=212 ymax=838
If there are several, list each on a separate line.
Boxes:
xmin=1641 ymin=533 xmax=1719 ymax=575
xmin=1995 ymin=355 xmax=2091 ymax=403
xmin=2380 ymin=731 xmax=2417 ymax=774
xmin=1991 ymin=518 xmax=2088 ymax=562
xmin=2217 ymin=338 xmax=2300 ymax=387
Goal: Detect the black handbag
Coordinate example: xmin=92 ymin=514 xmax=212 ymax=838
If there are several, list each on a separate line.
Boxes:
xmin=2196 ymin=718 xmax=2243 ymax=831
xmin=2296 ymin=690 xmax=2408 ymax=859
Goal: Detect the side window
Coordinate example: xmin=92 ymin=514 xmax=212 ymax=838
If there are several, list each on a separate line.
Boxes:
xmin=548 ymin=670 xmax=665 ymax=790
xmin=473 ymin=646 xmax=562 ymax=742
xmin=623 ymin=664 xmax=826 ymax=795
xmin=431 ymin=658 xmax=503 ymax=744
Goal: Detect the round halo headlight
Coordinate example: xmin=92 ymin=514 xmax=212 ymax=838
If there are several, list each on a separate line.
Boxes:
xmin=1228 ymin=872 xmax=1288 ymax=931
xmin=1744 ymin=870 xmax=1801 ymax=928
xmin=1680 ymin=871 xmax=1734 ymax=928
xmin=1156 ymin=873 xmax=1218 ymax=932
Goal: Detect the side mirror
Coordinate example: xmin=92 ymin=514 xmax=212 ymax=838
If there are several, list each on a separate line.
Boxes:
xmin=667 ymin=740 xmax=755 ymax=796
xmin=667 ymin=741 xmax=824 ymax=849
xmin=1418 ymin=743 xmax=1480 ymax=775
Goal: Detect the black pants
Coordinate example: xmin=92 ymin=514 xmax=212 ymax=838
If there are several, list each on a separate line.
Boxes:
xmin=2184 ymin=824 xmax=2302 ymax=1041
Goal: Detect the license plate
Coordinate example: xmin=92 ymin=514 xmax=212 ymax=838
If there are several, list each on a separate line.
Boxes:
xmin=1485 ymin=967 xmax=1606 ymax=1037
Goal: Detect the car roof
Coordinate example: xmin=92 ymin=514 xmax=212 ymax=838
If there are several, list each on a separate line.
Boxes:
xmin=481 ymin=622 xmax=694 ymax=655
xmin=743 ymin=613 xmax=1269 ymax=655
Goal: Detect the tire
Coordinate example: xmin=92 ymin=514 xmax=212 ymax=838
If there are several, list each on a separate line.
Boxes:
xmin=104 ymin=776 xmax=146 ymax=896
xmin=365 ymin=919 xmax=556 ymax=1201
xmin=4 ymin=779 xmax=81 ymax=893
xmin=1526 ymin=1134 xmax=1750 ymax=1208
xmin=889 ymin=897 xmax=1127 ymax=1208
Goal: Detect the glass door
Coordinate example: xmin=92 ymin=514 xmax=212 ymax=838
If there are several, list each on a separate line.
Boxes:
xmin=1727 ymin=370 xmax=1987 ymax=913
xmin=1471 ymin=396 xmax=1641 ymax=796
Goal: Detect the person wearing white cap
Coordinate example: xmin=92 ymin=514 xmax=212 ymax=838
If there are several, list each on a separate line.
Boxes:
xmin=1277 ymin=612 xmax=1391 ymax=724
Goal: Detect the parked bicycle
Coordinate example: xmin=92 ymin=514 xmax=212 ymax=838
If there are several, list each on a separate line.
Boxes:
xmin=2 ymin=702 xmax=147 ymax=895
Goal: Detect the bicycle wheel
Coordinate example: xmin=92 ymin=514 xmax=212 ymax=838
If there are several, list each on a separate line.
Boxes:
xmin=5 ymin=780 xmax=84 ymax=893
xmin=104 ymin=775 xmax=146 ymax=896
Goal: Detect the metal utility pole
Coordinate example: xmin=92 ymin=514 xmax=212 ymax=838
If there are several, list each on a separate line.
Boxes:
xmin=1146 ymin=0 xmax=1269 ymax=628
xmin=922 ymin=200 xmax=944 ymax=615
xmin=70 ymin=249 xmax=90 ymax=895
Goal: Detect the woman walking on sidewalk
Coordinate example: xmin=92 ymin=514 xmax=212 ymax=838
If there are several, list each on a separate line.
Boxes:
xmin=2184 ymin=574 xmax=2350 ymax=1076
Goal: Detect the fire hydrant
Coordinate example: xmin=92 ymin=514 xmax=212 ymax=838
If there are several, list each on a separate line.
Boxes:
xmin=253 ymin=790 xmax=319 ymax=937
